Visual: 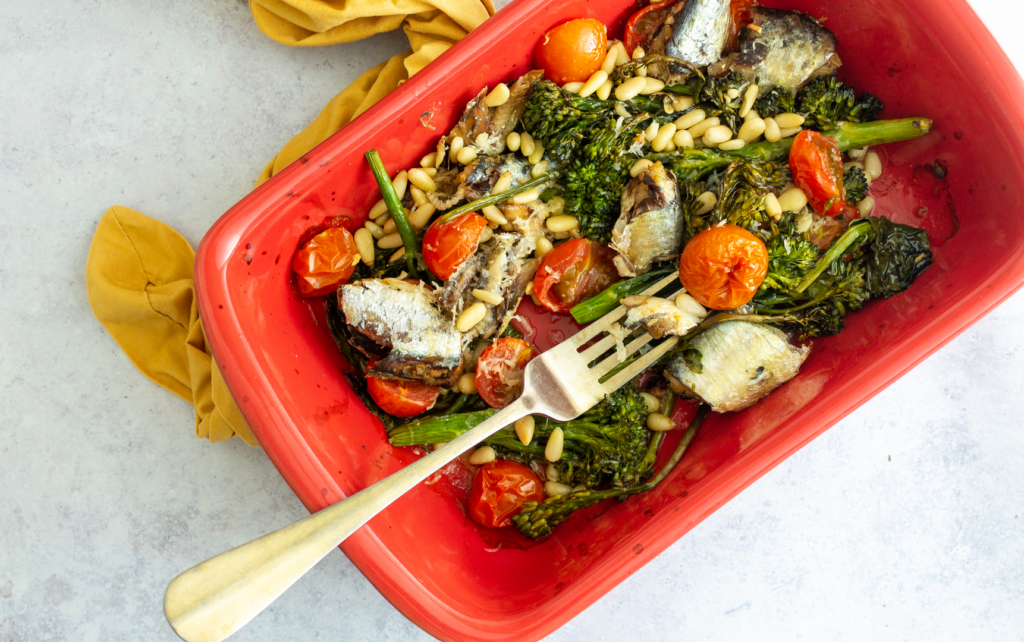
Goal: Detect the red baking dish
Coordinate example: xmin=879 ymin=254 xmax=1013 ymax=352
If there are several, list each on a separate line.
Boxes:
xmin=194 ymin=0 xmax=1024 ymax=639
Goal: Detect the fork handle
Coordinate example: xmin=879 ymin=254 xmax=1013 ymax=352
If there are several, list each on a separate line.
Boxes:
xmin=164 ymin=397 xmax=532 ymax=642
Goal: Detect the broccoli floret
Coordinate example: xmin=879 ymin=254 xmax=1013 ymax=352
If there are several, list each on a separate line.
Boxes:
xmin=796 ymin=76 xmax=884 ymax=131
xmin=715 ymin=159 xmax=792 ymax=232
xmin=844 ymin=166 xmax=869 ymax=203
xmin=521 ymin=80 xmax=614 ymax=161
xmin=759 ymin=232 xmax=821 ymax=293
xmin=697 ymin=71 xmax=753 ymax=131
xmin=752 ymin=85 xmax=796 ymax=118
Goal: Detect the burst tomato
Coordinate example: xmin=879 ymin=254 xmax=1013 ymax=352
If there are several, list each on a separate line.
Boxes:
xmin=790 ymin=130 xmax=847 ymax=217
xmin=725 ymin=0 xmax=760 ymax=51
xmin=624 ymin=0 xmax=678 ymax=54
xmin=534 ymin=19 xmax=608 ymax=85
xmin=292 ymin=226 xmax=359 ymax=297
xmin=469 ymin=460 xmax=545 ymax=528
xmin=366 ymin=375 xmax=440 ymax=418
xmin=422 ymin=213 xmax=488 ymax=280
xmin=475 ymin=338 xmax=540 ymax=409
xmin=679 ymin=224 xmax=769 ymax=310
xmin=534 ymin=239 xmax=619 ymax=313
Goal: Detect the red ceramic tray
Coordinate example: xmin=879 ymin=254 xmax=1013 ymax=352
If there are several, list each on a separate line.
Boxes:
xmin=194 ymin=0 xmax=1024 ymax=639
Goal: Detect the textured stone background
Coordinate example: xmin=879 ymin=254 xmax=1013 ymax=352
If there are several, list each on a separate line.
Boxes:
xmin=1 ymin=1 xmax=1022 ymax=640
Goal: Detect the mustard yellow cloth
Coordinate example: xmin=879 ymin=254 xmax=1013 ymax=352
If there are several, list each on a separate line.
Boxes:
xmin=85 ymin=0 xmax=495 ymax=445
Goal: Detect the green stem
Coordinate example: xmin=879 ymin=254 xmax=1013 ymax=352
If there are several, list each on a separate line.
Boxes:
xmin=794 ymin=220 xmax=872 ymax=294
xmin=389 ymin=409 xmax=496 ymax=446
xmin=437 ymin=172 xmax=557 ymax=224
xmin=643 ymin=404 xmax=708 ymax=488
xmin=365 ymin=150 xmax=419 ymax=278
xmin=570 ymin=268 xmax=675 ymax=324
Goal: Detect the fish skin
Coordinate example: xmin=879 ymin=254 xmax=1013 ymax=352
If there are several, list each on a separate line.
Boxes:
xmin=621 ymin=295 xmax=700 ymax=339
xmin=339 ymin=278 xmax=463 ymax=387
xmin=663 ymin=0 xmax=732 ymax=67
xmin=428 ymin=154 xmax=533 ymax=211
xmin=664 ymin=321 xmax=810 ymax=412
xmin=611 ymin=161 xmax=684 ymax=277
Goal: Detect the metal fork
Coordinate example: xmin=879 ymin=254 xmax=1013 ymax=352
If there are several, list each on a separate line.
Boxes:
xmin=164 ymin=272 xmax=682 ymax=642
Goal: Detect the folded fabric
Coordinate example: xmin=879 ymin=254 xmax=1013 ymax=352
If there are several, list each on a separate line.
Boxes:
xmin=85 ymin=0 xmax=495 ymax=444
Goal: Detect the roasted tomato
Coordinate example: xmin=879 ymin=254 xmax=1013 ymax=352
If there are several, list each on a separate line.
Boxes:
xmin=292 ymin=226 xmax=359 ymax=297
xmin=534 ymin=19 xmax=608 ymax=85
xmin=679 ymin=224 xmax=769 ymax=310
xmin=422 ymin=213 xmax=488 ymax=280
xmin=790 ymin=130 xmax=847 ymax=217
xmin=475 ymin=338 xmax=540 ymax=409
xmin=534 ymin=239 xmax=619 ymax=313
xmin=366 ymin=375 xmax=440 ymax=418
xmin=624 ymin=0 xmax=678 ymax=54
xmin=725 ymin=0 xmax=760 ymax=52
xmin=469 ymin=460 xmax=546 ymax=528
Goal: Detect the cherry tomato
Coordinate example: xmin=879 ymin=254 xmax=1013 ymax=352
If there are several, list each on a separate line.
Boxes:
xmin=292 ymin=226 xmax=359 ymax=297
xmin=789 ymin=130 xmax=847 ymax=217
xmin=725 ymin=0 xmax=760 ymax=52
xmin=469 ymin=460 xmax=545 ymax=528
xmin=624 ymin=1 xmax=678 ymax=54
xmin=534 ymin=239 xmax=619 ymax=313
xmin=679 ymin=224 xmax=769 ymax=310
xmin=422 ymin=213 xmax=488 ymax=280
xmin=534 ymin=19 xmax=608 ymax=85
xmin=475 ymin=338 xmax=540 ymax=408
xmin=366 ymin=375 xmax=440 ymax=418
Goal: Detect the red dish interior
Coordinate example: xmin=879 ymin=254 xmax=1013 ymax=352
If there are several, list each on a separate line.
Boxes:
xmin=194 ymin=1 xmax=1024 ymax=640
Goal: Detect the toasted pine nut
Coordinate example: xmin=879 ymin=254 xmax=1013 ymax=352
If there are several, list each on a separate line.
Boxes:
xmin=738 ymin=117 xmax=766 ymax=143
xmin=408 ymin=168 xmax=436 ymax=192
xmin=744 ymin=109 xmax=760 ymax=121
xmin=673 ymin=129 xmax=695 ymax=148
xmin=777 ymin=187 xmax=809 ymax=213
xmin=368 ymin=199 xmax=388 ymax=219
xmin=674 ymin=109 xmax=706 ymax=131
xmin=457 ymin=372 xmax=477 ymax=395
xmin=703 ymin=125 xmax=733 ymax=145
xmin=473 ymin=133 xmax=488 ymax=149
xmin=664 ymin=140 xmax=676 ymax=152
xmin=378 ymin=232 xmax=404 ymax=249
xmin=596 ymin=78 xmax=613 ymax=101
xmin=492 ymin=171 xmax=513 ymax=195
xmin=644 ymin=120 xmax=660 ymax=141
xmin=563 ymin=81 xmax=585 ymax=94
xmin=468 ymin=446 xmax=496 ymax=465
xmin=456 ymin=302 xmax=487 ymax=332
xmin=528 ymin=140 xmax=545 ymax=164
xmin=763 ymin=117 xmax=782 ymax=143
xmin=515 ymin=416 xmax=535 ymax=446
xmin=520 ymin=133 xmax=536 ymax=158
xmin=647 ymin=412 xmax=675 ymax=432
xmin=640 ymin=77 xmax=665 ymax=95
xmin=512 ymin=188 xmax=540 ymax=204
xmin=652 ymin=123 xmax=677 ymax=152
xmin=632 ymin=45 xmax=646 ymax=60
xmin=580 ymin=70 xmax=608 ymax=98
xmin=506 ymin=132 xmax=521 ymax=152
xmin=864 ymin=150 xmax=882 ymax=181
xmin=389 ymin=247 xmax=406 ymax=263
xmin=545 ymin=481 xmax=573 ymax=497
xmin=536 ymin=237 xmax=554 ymax=259
xmin=472 ymin=288 xmax=504 ymax=306
xmin=778 ymin=127 xmax=803 ymax=139
xmin=688 ymin=116 xmax=720 ymax=138
xmin=726 ymin=87 xmax=740 ymax=100
xmin=545 ymin=427 xmax=565 ymax=462
xmin=363 ymin=220 xmax=385 ymax=239
xmin=675 ymin=293 xmax=707 ymax=319
xmin=764 ymin=192 xmax=783 ymax=220
xmin=391 ymin=170 xmax=408 ymax=201
xmin=545 ymin=463 xmax=560 ymax=482
xmin=546 ymin=215 xmax=579 ymax=233
xmin=739 ymin=83 xmax=759 ymax=118
xmin=640 ymin=392 xmax=661 ymax=413
xmin=408 ymin=204 xmax=435 ymax=230
xmin=671 ymin=95 xmax=695 ymax=112
xmin=482 ymin=205 xmax=508 ymax=226
xmin=718 ymin=139 xmax=745 ymax=151
xmin=524 ymin=280 xmax=535 ymax=295
xmin=857 ymin=196 xmax=876 ymax=217
xmin=532 ymin=160 xmax=549 ymax=178
xmin=694 ymin=191 xmax=717 ymax=216
xmin=420 ymin=152 xmax=437 ymax=168
xmin=421 ymin=167 xmax=437 ymax=177
xmin=848 ymin=147 xmax=868 ymax=161
xmin=775 ymin=113 xmax=805 ymax=129
xmin=614 ymin=41 xmax=629 ymax=65
xmin=844 ymin=161 xmax=865 ymax=174
xmin=600 ymin=48 xmax=618 ymax=75
xmin=382 ymin=218 xmax=397 ymax=234
xmin=354 ymin=228 xmax=375 ymax=265
xmin=456 ymin=146 xmax=479 ymax=166
xmin=614 ymin=101 xmax=632 ymax=119
xmin=615 ymin=76 xmax=648 ymax=101
xmin=410 ymin=184 xmax=428 ymax=207
xmin=374 ymin=211 xmax=391 ymax=227
xmin=478 ymin=226 xmax=493 ymax=243
xmin=485 ymin=83 xmax=510 ymax=107
xmin=795 ymin=210 xmax=813 ymax=234
xmin=450 ymin=135 xmax=464 ymax=159
xmin=630 ymin=158 xmax=654 ymax=177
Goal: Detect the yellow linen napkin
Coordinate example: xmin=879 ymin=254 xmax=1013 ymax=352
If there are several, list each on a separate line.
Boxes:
xmin=85 ymin=0 xmax=496 ymax=444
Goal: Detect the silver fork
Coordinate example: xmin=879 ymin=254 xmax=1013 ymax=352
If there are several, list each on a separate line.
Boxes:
xmin=164 ymin=272 xmax=682 ymax=642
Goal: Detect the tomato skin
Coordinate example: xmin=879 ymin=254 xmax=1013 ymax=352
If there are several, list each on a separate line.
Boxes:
xmin=624 ymin=0 xmax=678 ymax=54
xmin=469 ymin=460 xmax=546 ymax=528
xmin=422 ymin=213 xmax=488 ymax=280
xmin=679 ymin=224 xmax=769 ymax=310
xmin=534 ymin=239 xmax=620 ymax=313
xmin=475 ymin=338 xmax=540 ymax=409
xmin=534 ymin=19 xmax=608 ymax=85
xmin=366 ymin=375 xmax=440 ymax=418
xmin=292 ymin=226 xmax=359 ymax=297
xmin=790 ymin=130 xmax=847 ymax=217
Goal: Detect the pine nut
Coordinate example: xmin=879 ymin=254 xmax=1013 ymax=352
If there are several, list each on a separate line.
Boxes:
xmin=421 ymin=167 xmax=437 ymax=177
xmin=536 ymin=237 xmax=554 ymax=259
xmin=632 ymin=45 xmax=646 ymax=60
xmin=703 ymin=125 xmax=733 ymax=145
xmin=671 ymin=95 xmax=695 ymax=112
xmin=408 ymin=168 xmax=436 ymax=192
xmin=739 ymin=83 xmax=759 ymax=118
xmin=848 ymin=147 xmax=868 ymax=161
xmin=614 ymin=41 xmax=629 ymax=65
xmin=674 ymin=109 xmax=706 ymax=131
xmin=410 ymin=185 xmax=429 ymax=208
xmin=468 ymin=446 xmax=496 ymax=465
xmin=474 ymin=133 xmax=489 ymax=149
xmin=545 ymin=427 xmax=564 ymax=462
xmin=675 ymin=292 xmax=707 ymax=318
xmin=718 ymin=139 xmax=745 ymax=151
xmin=864 ymin=150 xmax=882 ymax=180
xmin=515 ymin=416 xmax=535 ymax=446
xmin=520 ymin=133 xmax=536 ymax=158
xmin=644 ymin=120 xmax=660 ymax=141
xmin=457 ymin=146 xmax=479 ymax=166
xmin=456 ymin=302 xmax=487 ymax=332
xmin=512 ymin=188 xmax=540 ymax=204
xmin=532 ymin=160 xmax=550 ymax=177
xmin=506 ymin=132 xmax=521 ymax=152
xmin=492 ymin=171 xmax=513 ymax=194
xmin=777 ymin=187 xmax=809 ymax=213
xmin=726 ymin=87 xmax=739 ymax=100
xmin=369 ymin=199 xmax=388 ymax=219
xmin=545 ymin=463 xmax=560 ymax=482
xmin=546 ymin=215 xmax=579 ymax=233
xmin=857 ymin=196 xmax=875 ymax=217
xmin=664 ymin=141 xmax=676 ymax=152
xmin=408 ymin=204 xmax=435 ymax=230
xmin=457 ymin=372 xmax=477 ymax=395
xmin=640 ymin=77 xmax=665 ymax=95
xmin=472 ymin=288 xmax=504 ymax=305
xmin=779 ymin=127 xmax=803 ymax=138
xmin=563 ymin=81 xmax=585 ymax=94
xmin=844 ymin=161 xmax=865 ymax=174
xmin=364 ymin=220 xmax=385 ymax=239
xmin=614 ymin=102 xmax=632 ymax=119
xmin=531 ymin=294 xmax=541 ymax=306
xmin=420 ymin=152 xmax=437 ymax=168
xmin=775 ymin=113 xmax=805 ymax=129
xmin=392 ymin=170 xmax=408 ymax=201
xmin=390 ymin=248 xmax=406 ymax=263
xmin=615 ymin=76 xmax=648 ymax=101
xmin=673 ymin=129 xmax=695 ymax=148
xmin=688 ymin=116 xmax=720 ymax=138
xmin=695 ymin=191 xmax=717 ymax=216
xmin=450 ymin=135 xmax=464 ymax=159
xmin=647 ymin=412 xmax=676 ymax=432
xmin=795 ymin=210 xmax=813 ymax=234
xmin=528 ymin=141 xmax=545 ymax=164
xmin=382 ymin=218 xmax=397 ymax=234
xmin=374 ymin=211 xmax=391 ymax=226
xmin=651 ymin=123 xmax=677 ymax=152
xmin=763 ymin=117 xmax=781 ymax=142
xmin=479 ymin=226 xmax=493 ymax=243
xmin=596 ymin=78 xmax=613 ymax=100
xmin=640 ymin=392 xmax=661 ymax=413
xmin=482 ymin=205 xmax=508 ymax=225
xmin=600 ymin=48 xmax=618 ymax=75
xmin=579 ymin=70 xmax=608 ymax=98
xmin=630 ymin=158 xmax=654 ymax=177
xmin=764 ymin=192 xmax=782 ymax=220
xmin=378 ymin=232 xmax=404 ymax=249
xmin=525 ymin=281 xmax=535 ymax=295
xmin=744 ymin=109 xmax=760 ymax=121
xmin=545 ymin=481 xmax=573 ymax=497
xmin=354 ymin=228 xmax=375 ymax=265
xmin=738 ymin=117 xmax=766 ymax=143
xmin=485 ymin=83 xmax=510 ymax=107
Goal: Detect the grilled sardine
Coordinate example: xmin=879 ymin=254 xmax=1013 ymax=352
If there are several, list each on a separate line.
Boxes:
xmin=621 ymin=295 xmax=701 ymax=339
xmin=647 ymin=0 xmax=730 ymax=82
xmin=611 ymin=161 xmax=683 ymax=277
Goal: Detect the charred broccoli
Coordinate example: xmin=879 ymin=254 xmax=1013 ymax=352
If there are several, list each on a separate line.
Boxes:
xmin=752 ymin=85 xmax=796 ymax=118
xmin=697 ymin=71 xmax=754 ymax=131
xmin=715 ymin=159 xmax=792 ymax=232
xmin=796 ymin=75 xmax=884 ymax=131
xmin=521 ymin=80 xmax=613 ymax=161
xmin=843 ymin=166 xmax=870 ymax=203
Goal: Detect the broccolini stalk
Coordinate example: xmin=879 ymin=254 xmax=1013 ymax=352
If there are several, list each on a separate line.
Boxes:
xmin=436 ymin=172 xmax=556 ymax=225
xmin=570 ymin=268 xmax=676 ymax=324
xmin=794 ymin=220 xmax=873 ymax=294
xmin=366 ymin=150 xmax=419 ymax=278
xmin=512 ymin=404 xmax=709 ymax=539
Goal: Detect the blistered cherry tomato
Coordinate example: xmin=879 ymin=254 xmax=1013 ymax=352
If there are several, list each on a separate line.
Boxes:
xmin=534 ymin=19 xmax=608 ymax=85
xmin=679 ymin=224 xmax=769 ymax=310
xmin=790 ymin=130 xmax=847 ymax=217
xmin=292 ymin=226 xmax=359 ymax=297
xmin=534 ymin=239 xmax=619 ymax=313
xmin=366 ymin=375 xmax=440 ymax=418
xmin=725 ymin=0 xmax=760 ymax=52
xmin=422 ymin=213 xmax=488 ymax=280
xmin=469 ymin=460 xmax=545 ymax=528
xmin=475 ymin=338 xmax=540 ymax=409
xmin=624 ymin=0 xmax=678 ymax=54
